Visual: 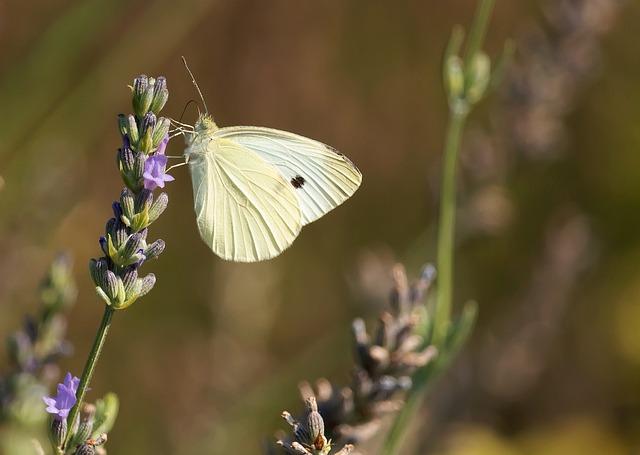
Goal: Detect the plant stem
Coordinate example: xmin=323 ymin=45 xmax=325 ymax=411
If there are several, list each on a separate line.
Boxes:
xmin=380 ymin=109 xmax=467 ymax=455
xmin=63 ymin=305 xmax=114 ymax=450
xmin=432 ymin=111 xmax=467 ymax=347
xmin=381 ymin=1 xmax=496 ymax=453
xmin=463 ymin=0 xmax=495 ymax=71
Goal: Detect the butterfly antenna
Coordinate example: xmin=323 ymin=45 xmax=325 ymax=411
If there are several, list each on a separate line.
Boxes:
xmin=178 ymin=99 xmax=198 ymax=123
xmin=181 ymin=56 xmax=209 ymax=114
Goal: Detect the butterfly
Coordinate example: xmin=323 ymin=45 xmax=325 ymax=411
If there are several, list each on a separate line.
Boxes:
xmin=181 ymin=114 xmax=362 ymax=262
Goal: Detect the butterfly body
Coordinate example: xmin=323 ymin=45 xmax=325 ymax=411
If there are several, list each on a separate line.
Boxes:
xmin=184 ymin=114 xmax=362 ymax=262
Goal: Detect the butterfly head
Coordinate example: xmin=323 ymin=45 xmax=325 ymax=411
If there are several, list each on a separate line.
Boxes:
xmin=185 ymin=114 xmax=218 ymax=146
xmin=194 ymin=114 xmax=218 ymax=135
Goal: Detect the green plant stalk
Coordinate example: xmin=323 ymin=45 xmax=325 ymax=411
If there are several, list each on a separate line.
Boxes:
xmin=381 ymin=111 xmax=467 ymax=455
xmin=463 ymin=0 xmax=495 ymax=71
xmin=432 ymin=111 xmax=467 ymax=347
xmin=63 ymin=305 xmax=114 ymax=450
xmin=382 ymin=0 xmax=496 ymax=453
xmin=433 ymin=0 xmax=494 ymax=350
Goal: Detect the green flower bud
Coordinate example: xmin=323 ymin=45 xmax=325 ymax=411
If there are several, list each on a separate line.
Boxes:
xmin=121 ymin=233 xmax=145 ymax=261
xmin=149 ymin=77 xmax=169 ymax=114
xmin=120 ymin=188 xmax=135 ymax=224
xmin=444 ymin=55 xmax=465 ymax=102
xmin=125 ymin=114 xmax=139 ymax=146
xmin=152 ymin=117 xmax=171 ymax=147
xmin=92 ymin=394 xmax=119 ymax=437
xmin=148 ymin=192 xmax=168 ymax=224
xmin=465 ymin=52 xmax=491 ymax=105
xmin=89 ymin=258 xmax=108 ymax=288
xmin=144 ymin=240 xmax=165 ymax=261
xmin=132 ymin=151 xmax=146 ymax=182
xmin=71 ymin=404 xmax=96 ymax=448
xmin=102 ymin=270 xmax=119 ymax=300
xmin=49 ymin=417 xmax=67 ymax=449
xmin=133 ymin=75 xmax=154 ymax=118
xmin=137 ymin=274 xmax=156 ymax=298
xmin=117 ymin=114 xmax=128 ymax=138
xmin=74 ymin=444 xmax=95 ymax=455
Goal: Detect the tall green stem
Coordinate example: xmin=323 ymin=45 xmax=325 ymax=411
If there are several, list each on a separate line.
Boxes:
xmin=63 ymin=305 xmax=114 ymax=450
xmin=381 ymin=1 xmax=496 ymax=453
xmin=463 ymin=0 xmax=495 ymax=71
xmin=432 ymin=111 xmax=467 ymax=346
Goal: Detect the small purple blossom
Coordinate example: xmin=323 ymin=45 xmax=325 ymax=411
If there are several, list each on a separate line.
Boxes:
xmin=156 ymin=134 xmax=169 ymax=155
xmin=43 ymin=372 xmax=80 ymax=420
xmin=143 ymin=151 xmax=174 ymax=191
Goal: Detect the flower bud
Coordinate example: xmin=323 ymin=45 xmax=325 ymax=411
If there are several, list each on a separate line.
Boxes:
xmin=135 ymin=189 xmax=153 ymax=213
xmin=138 ymin=274 xmax=156 ymax=298
xmin=117 ymin=114 xmax=128 ymax=138
xmin=121 ymin=266 xmax=139 ymax=295
xmin=106 ymin=219 xmax=128 ymax=249
xmin=74 ymin=443 xmax=96 ymax=455
xmin=122 ymin=233 xmax=145 ymax=258
xmin=73 ymin=404 xmax=96 ymax=448
xmin=120 ymin=188 xmax=135 ymax=223
xmin=144 ymin=239 xmax=165 ymax=261
xmin=148 ymin=192 xmax=168 ymax=223
xmin=133 ymin=75 xmax=153 ymax=117
xmin=141 ymin=112 xmax=156 ymax=136
xmin=102 ymin=270 xmax=120 ymax=300
xmin=132 ymin=151 xmax=146 ymax=182
xmin=112 ymin=202 xmax=123 ymax=219
xmin=150 ymin=76 xmax=169 ymax=114
xmin=49 ymin=416 xmax=67 ymax=449
xmin=118 ymin=146 xmax=135 ymax=173
xmin=98 ymin=237 xmax=108 ymax=256
xmin=305 ymin=398 xmax=326 ymax=450
xmin=465 ymin=52 xmax=491 ymax=105
xmin=125 ymin=114 xmax=139 ymax=146
xmin=89 ymin=258 xmax=108 ymax=288
xmin=152 ymin=118 xmax=171 ymax=148
xmin=444 ymin=55 xmax=464 ymax=102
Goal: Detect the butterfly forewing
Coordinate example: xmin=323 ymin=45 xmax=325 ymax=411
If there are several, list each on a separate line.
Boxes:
xmin=188 ymin=137 xmax=302 ymax=262
xmin=214 ymin=126 xmax=362 ymax=225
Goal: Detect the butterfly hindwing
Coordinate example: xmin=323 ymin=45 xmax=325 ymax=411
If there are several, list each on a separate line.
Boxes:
xmin=188 ymin=137 xmax=302 ymax=262
xmin=214 ymin=126 xmax=362 ymax=225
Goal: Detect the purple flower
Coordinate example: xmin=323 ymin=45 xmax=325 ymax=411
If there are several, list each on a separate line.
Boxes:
xmin=156 ymin=134 xmax=169 ymax=156
xmin=43 ymin=372 xmax=80 ymax=421
xmin=143 ymin=153 xmax=175 ymax=190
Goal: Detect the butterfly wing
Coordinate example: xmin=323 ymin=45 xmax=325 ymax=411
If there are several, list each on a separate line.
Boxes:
xmin=214 ymin=126 xmax=362 ymax=225
xmin=188 ymin=137 xmax=302 ymax=262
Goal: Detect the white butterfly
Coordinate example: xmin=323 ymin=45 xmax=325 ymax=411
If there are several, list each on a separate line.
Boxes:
xmin=182 ymin=114 xmax=362 ymax=262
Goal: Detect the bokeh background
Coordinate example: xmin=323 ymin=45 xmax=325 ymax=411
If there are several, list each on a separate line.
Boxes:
xmin=1 ymin=0 xmax=639 ymax=453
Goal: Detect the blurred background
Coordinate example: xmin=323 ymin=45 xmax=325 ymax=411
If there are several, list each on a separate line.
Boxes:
xmin=1 ymin=0 xmax=639 ymax=453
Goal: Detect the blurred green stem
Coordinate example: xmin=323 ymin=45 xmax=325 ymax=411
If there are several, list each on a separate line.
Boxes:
xmin=382 ymin=1 xmax=495 ymax=454
xmin=432 ymin=111 xmax=467 ymax=346
xmin=463 ymin=0 xmax=495 ymax=70
xmin=63 ymin=305 xmax=114 ymax=450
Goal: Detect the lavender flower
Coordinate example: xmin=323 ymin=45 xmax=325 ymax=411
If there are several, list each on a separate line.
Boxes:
xmin=42 ymin=373 xmax=79 ymax=421
xmin=155 ymin=134 xmax=169 ymax=155
xmin=143 ymin=154 xmax=174 ymax=190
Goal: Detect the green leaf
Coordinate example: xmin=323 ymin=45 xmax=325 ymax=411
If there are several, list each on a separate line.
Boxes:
xmin=92 ymin=393 xmax=119 ymax=437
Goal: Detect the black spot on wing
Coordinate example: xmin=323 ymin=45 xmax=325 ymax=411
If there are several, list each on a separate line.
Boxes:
xmin=291 ymin=175 xmax=306 ymax=189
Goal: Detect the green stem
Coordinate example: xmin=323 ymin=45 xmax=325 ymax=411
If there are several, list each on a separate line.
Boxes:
xmin=380 ymin=109 xmax=467 ymax=455
xmin=432 ymin=112 xmax=467 ymax=347
xmin=463 ymin=0 xmax=495 ymax=71
xmin=63 ymin=305 xmax=114 ymax=450
xmin=381 ymin=1 xmax=496 ymax=453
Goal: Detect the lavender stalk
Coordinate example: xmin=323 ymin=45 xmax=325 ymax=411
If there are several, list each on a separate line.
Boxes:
xmin=57 ymin=75 xmax=172 ymax=453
